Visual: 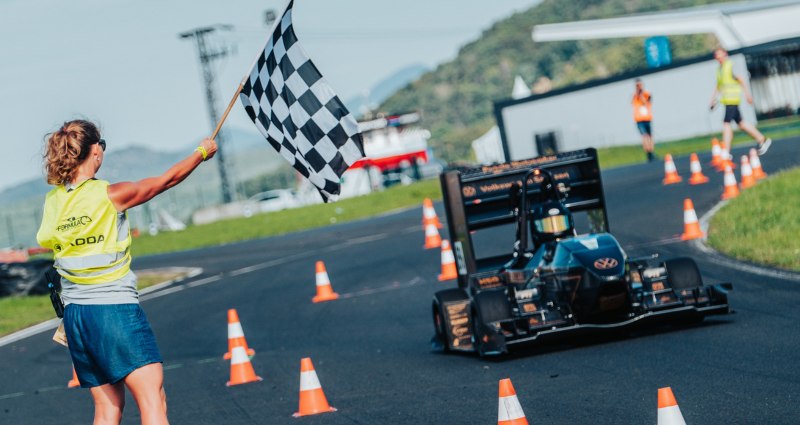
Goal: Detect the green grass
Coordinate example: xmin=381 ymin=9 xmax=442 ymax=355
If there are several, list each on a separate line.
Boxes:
xmin=597 ymin=115 xmax=800 ymax=168
xmin=137 ymin=273 xmax=177 ymax=289
xmin=0 ymin=295 xmax=54 ymax=336
xmin=128 ymin=116 xmax=800 ymax=258
xmin=131 ymin=179 xmax=442 ymax=257
xmin=0 ymin=271 xmax=188 ymax=337
xmin=707 ymin=167 xmax=800 ymax=271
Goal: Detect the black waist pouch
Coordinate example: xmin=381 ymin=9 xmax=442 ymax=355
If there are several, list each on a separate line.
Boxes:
xmin=45 ymin=268 xmax=64 ymax=318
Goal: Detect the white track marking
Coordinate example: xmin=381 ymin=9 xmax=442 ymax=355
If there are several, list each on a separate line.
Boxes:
xmin=0 ymin=318 xmax=61 ymax=347
xmin=185 ymin=275 xmax=223 ymax=288
xmin=338 ymin=277 xmax=425 ymax=299
xmin=0 ymin=392 xmax=24 ymax=400
xmin=624 ymin=236 xmax=683 ymax=250
xmin=138 ymin=267 xmax=203 ymax=295
xmin=36 ymin=386 xmax=64 ymax=393
xmin=140 ymin=285 xmax=183 ymax=301
xmin=228 ymin=252 xmax=308 ymax=276
xmin=340 ymin=233 xmax=389 ymax=245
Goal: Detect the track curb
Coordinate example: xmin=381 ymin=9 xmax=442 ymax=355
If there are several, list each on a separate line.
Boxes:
xmin=693 ymin=200 xmax=800 ymax=282
xmin=0 ymin=266 xmax=203 ymax=348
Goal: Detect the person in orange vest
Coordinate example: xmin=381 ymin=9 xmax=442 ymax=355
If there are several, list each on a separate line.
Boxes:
xmin=632 ymin=79 xmax=656 ymax=162
xmin=709 ymin=47 xmax=771 ymax=155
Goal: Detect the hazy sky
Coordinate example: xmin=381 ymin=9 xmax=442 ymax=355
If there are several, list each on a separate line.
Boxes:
xmin=0 ymin=0 xmax=538 ymax=192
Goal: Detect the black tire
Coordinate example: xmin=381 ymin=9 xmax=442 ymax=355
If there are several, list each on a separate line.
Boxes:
xmin=432 ymin=288 xmax=469 ymax=352
xmin=473 ymin=290 xmax=513 ymax=323
xmin=665 ymin=257 xmax=705 ymax=325
xmin=471 ymin=289 xmax=512 ymax=356
xmin=665 ymin=257 xmax=704 ymax=290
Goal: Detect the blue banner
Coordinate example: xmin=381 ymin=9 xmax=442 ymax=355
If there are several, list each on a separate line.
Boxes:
xmin=644 ymin=36 xmax=672 ymax=68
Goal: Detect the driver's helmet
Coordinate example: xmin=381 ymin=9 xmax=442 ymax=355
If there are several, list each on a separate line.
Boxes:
xmin=530 ymin=200 xmax=574 ymax=243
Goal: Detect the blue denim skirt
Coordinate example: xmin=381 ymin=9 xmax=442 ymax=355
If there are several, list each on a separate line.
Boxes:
xmin=63 ymin=303 xmax=162 ymax=388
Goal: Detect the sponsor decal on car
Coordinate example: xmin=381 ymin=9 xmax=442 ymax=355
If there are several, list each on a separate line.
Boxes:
xmin=593 ymin=257 xmax=618 ymax=270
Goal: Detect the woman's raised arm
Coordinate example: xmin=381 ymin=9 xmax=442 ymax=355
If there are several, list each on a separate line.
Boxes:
xmin=108 ymin=138 xmax=217 ymax=212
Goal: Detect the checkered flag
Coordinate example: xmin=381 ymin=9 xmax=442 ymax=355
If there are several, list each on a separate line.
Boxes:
xmin=239 ymin=0 xmax=364 ymax=201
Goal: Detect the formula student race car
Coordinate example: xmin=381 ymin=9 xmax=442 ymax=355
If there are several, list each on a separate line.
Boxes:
xmin=431 ymin=148 xmax=733 ymax=356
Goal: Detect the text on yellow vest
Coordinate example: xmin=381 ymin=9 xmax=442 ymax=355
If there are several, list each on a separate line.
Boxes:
xmin=37 ymin=179 xmax=132 ymax=284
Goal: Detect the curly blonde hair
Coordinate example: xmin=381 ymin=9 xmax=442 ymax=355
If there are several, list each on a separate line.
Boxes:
xmin=43 ymin=120 xmax=101 ymax=186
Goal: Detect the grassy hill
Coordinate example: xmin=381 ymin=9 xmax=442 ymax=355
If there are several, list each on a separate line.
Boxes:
xmin=380 ymin=0 xmax=727 ymax=161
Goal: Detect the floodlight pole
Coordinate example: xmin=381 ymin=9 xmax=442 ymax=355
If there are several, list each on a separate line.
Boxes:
xmin=180 ymin=25 xmax=235 ymax=204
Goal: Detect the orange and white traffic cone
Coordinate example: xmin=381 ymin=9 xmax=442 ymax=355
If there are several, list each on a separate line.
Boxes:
xmin=438 ymin=240 xmax=458 ymax=281
xmin=715 ymin=144 xmax=728 ymax=171
xmin=312 ymin=261 xmax=339 ymax=303
xmin=498 ymin=378 xmax=528 ymax=425
xmin=687 ymin=153 xmax=709 ymax=185
xmin=226 ymin=344 xmax=263 ymax=387
xmin=662 ymin=154 xmax=682 ymax=185
xmin=422 ymin=198 xmax=442 ymax=229
xmin=680 ymin=198 xmax=704 ymax=241
xmin=292 ymin=357 xmax=337 ymax=417
xmin=223 ymin=308 xmax=255 ymax=360
xmin=68 ymin=367 xmax=80 ymax=388
xmin=721 ymin=164 xmax=740 ymax=200
xmin=740 ymin=155 xmax=756 ymax=189
xmin=717 ymin=144 xmax=735 ymax=171
xmin=423 ymin=223 xmax=442 ymax=249
xmin=749 ymin=148 xmax=767 ymax=180
xmin=657 ymin=387 xmax=687 ymax=425
xmin=709 ymin=138 xmax=722 ymax=168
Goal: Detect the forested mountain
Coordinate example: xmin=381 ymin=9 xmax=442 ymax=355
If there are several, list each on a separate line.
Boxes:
xmin=380 ymin=0 xmax=728 ymax=161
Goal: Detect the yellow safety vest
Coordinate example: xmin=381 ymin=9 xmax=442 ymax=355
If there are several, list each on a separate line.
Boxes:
xmin=37 ymin=179 xmax=132 ymax=284
xmin=716 ymin=59 xmax=742 ymax=105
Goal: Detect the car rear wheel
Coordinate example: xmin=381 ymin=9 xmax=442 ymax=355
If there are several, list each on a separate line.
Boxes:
xmin=432 ymin=289 xmax=469 ymax=352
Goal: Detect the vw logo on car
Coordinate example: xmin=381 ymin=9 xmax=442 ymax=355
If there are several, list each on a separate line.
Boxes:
xmin=593 ymin=257 xmax=619 ymax=270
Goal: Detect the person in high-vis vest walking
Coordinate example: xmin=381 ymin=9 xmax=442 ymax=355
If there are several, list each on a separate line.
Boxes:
xmin=37 ymin=120 xmax=217 ymax=425
xmin=632 ymin=79 xmax=656 ymax=162
xmin=709 ymin=47 xmax=771 ymax=155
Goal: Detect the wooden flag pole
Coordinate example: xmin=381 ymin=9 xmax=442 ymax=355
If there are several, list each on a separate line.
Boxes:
xmin=210 ymin=79 xmax=245 ymax=140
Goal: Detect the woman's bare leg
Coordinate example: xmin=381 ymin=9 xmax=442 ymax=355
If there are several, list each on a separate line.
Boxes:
xmin=124 ymin=363 xmax=169 ymax=425
xmin=90 ymin=382 xmax=125 ymax=425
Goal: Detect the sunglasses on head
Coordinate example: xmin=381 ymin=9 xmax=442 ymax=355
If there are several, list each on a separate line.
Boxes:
xmin=95 ymin=139 xmax=106 ymax=151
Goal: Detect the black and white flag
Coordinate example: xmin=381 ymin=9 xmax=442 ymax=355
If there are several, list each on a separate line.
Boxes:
xmin=239 ymin=0 xmax=365 ymax=201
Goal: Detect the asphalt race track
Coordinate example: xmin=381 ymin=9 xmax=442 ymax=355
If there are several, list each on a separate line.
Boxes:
xmin=1 ymin=138 xmax=798 ymax=424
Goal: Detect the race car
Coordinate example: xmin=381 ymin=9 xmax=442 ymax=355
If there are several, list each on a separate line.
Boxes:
xmin=431 ymin=148 xmax=732 ymax=356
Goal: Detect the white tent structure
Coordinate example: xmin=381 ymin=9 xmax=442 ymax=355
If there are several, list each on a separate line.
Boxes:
xmin=471 ymin=126 xmax=504 ymax=165
xmin=472 ymin=76 xmax=532 ymax=164
xmin=512 ymin=75 xmax=531 ymax=99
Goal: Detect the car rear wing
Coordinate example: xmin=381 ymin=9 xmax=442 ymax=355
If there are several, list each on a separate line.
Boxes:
xmin=440 ymin=148 xmax=608 ymax=288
